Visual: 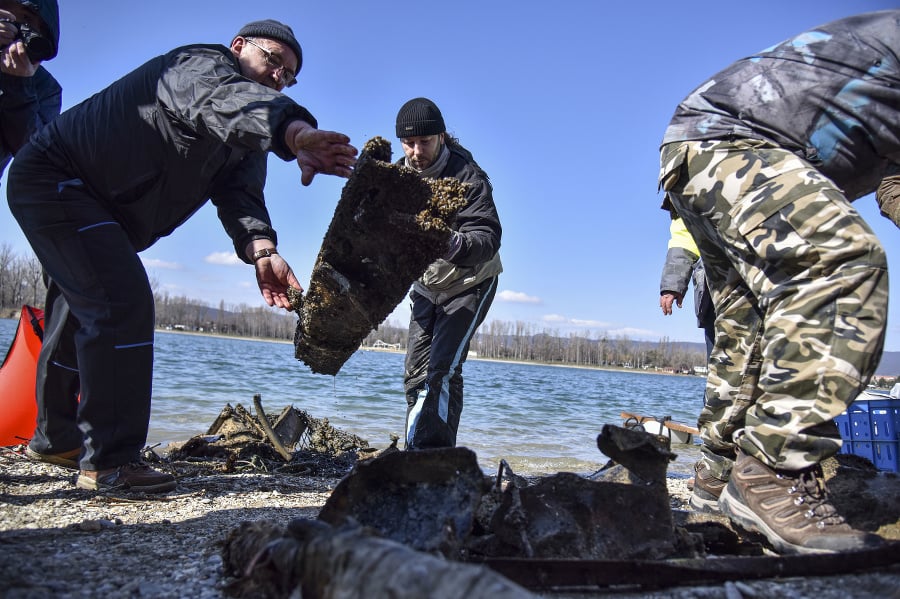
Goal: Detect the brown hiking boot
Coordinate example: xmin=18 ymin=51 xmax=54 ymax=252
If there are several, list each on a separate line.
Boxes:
xmin=76 ymin=462 xmax=176 ymax=494
xmin=689 ymin=461 xmax=727 ymax=513
xmin=719 ymin=450 xmax=883 ymax=554
xmin=25 ymin=445 xmax=81 ymax=469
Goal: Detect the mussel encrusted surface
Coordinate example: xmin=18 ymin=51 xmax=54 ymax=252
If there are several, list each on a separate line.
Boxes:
xmin=292 ymin=137 xmax=469 ymax=375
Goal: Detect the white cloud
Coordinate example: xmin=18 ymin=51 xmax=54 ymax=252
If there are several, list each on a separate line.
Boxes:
xmin=539 ymin=314 xmax=626 ymax=333
xmin=541 ymin=314 xmax=611 ymax=329
xmin=541 ymin=313 xmax=567 ymax=323
xmin=605 ymin=326 xmax=662 ymax=340
xmin=205 ymin=251 xmax=243 ymax=266
xmin=141 ymin=257 xmax=181 ymax=270
xmin=497 ymin=289 xmax=541 ymax=304
xmin=570 ymin=318 xmax=612 ymax=328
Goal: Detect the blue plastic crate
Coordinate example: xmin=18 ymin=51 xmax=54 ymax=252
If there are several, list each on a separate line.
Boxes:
xmin=836 ymin=397 xmax=900 ymax=472
xmin=834 ymin=410 xmax=852 ymax=455
xmin=873 ymin=440 xmax=899 ymax=472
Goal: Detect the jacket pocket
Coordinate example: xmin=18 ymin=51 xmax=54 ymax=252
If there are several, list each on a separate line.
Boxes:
xmin=658 ymin=143 xmax=688 ymax=192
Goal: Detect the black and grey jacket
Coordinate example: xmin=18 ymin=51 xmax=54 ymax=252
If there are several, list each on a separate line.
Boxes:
xmin=29 ymin=44 xmax=317 ymax=260
xmin=660 ymin=246 xmax=712 ymax=329
xmin=663 ymin=9 xmax=900 ymax=201
xmin=402 ymin=142 xmax=502 ymax=304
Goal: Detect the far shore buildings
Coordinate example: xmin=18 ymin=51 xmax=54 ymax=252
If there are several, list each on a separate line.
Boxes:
xmin=370 ymin=339 xmax=401 ymax=350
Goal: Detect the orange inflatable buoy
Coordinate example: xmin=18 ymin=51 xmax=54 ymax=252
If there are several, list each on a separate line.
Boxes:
xmin=0 ymin=305 xmax=43 ymax=446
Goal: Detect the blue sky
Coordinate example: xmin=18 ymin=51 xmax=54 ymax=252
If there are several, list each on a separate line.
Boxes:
xmin=2 ymin=1 xmax=899 ymax=352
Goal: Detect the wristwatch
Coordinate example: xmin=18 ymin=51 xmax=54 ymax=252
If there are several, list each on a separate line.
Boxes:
xmin=251 ymin=247 xmax=278 ymax=262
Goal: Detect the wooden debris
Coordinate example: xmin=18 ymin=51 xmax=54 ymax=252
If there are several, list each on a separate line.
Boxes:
xmin=621 ymin=410 xmax=700 ymax=446
xmin=291 ymin=136 xmax=469 ymax=375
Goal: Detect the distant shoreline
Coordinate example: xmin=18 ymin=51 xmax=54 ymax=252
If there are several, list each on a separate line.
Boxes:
xmin=155 ymin=327 xmax=701 ymax=379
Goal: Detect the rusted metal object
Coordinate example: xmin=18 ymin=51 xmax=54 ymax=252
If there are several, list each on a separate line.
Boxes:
xmin=593 ymin=422 xmax=676 ymax=484
xmin=222 ymin=518 xmax=536 ymax=599
xmin=466 ymin=426 xmax=681 ymax=561
xmin=168 ymin=399 xmax=369 ymax=473
xmin=318 ymin=447 xmax=487 ymax=556
xmin=291 ymin=136 xmax=469 ymax=375
xmin=481 ymin=542 xmax=900 ymax=592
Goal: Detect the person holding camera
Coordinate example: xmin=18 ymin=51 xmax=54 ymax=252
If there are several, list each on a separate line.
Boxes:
xmin=0 ymin=1 xmax=81 ymax=473
xmin=0 ymin=0 xmax=59 ymax=174
xmin=9 ymin=19 xmax=357 ymax=493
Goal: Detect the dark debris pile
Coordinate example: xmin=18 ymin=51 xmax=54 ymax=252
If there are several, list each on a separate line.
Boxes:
xmin=158 ymin=399 xmax=380 ymax=479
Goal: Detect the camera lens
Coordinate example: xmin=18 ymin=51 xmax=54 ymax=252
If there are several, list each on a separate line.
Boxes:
xmin=16 ymin=23 xmax=54 ymax=62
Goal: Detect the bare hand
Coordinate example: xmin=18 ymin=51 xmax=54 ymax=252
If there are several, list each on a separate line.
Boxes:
xmin=254 ymin=254 xmax=304 ymax=311
xmin=285 ymin=120 xmax=358 ymax=186
xmin=660 ymin=292 xmax=683 ymax=315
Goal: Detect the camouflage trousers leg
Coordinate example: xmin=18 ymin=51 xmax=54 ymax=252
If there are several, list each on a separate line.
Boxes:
xmin=659 ymin=139 xmax=889 ymax=472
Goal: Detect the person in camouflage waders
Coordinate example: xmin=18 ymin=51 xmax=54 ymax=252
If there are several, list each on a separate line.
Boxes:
xmin=659 ymin=9 xmax=900 ymax=554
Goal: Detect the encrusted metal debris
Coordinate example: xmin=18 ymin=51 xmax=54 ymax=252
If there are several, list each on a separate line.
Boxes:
xmin=318 ymin=447 xmax=487 ymax=556
xmin=219 ymin=424 xmax=900 ymax=596
xmin=167 ymin=398 xmax=370 ymax=477
xmin=222 ymin=519 xmax=535 ymax=599
xmin=291 ymin=136 xmax=469 ymax=375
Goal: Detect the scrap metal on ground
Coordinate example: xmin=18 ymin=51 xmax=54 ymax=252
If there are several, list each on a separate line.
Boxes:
xmin=220 ymin=423 xmax=900 ymax=597
xmin=166 ymin=396 xmax=371 ymax=477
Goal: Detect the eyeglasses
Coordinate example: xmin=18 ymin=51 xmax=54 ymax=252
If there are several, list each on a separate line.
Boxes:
xmin=244 ymin=38 xmax=297 ymax=88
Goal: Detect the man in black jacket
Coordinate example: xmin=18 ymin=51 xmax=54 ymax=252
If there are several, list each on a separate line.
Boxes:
xmin=8 ymin=19 xmax=357 ymax=493
xmin=395 ymin=97 xmax=502 ymax=450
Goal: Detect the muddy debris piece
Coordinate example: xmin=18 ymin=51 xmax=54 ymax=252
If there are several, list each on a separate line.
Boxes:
xmin=292 ymin=136 xmax=470 ymax=375
xmin=591 ymin=422 xmax=676 ymax=485
xmin=167 ymin=400 xmax=371 ymax=477
xmin=316 ymin=426 xmax=682 ymax=563
xmin=318 ymin=446 xmax=487 ymax=557
xmin=222 ymin=518 xmax=536 ymax=599
xmin=474 ymin=471 xmax=678 ymax=561
xmin=467 ymin=426 xmax=681 ymax=561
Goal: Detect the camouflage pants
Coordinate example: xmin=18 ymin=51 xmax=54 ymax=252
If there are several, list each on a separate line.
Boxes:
xmin=659 ymin=139 xmax=888 ymax=474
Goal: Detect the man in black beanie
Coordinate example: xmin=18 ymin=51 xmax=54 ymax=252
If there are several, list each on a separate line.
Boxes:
xmin=8 ymin=18 xmax=357 ymax=493
xmin=395 ymin=97 xmax=503 ymax=449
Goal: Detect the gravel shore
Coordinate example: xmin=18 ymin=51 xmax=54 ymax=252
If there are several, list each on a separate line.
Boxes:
xmin=1 ymin=445 xmax=898 ymax=599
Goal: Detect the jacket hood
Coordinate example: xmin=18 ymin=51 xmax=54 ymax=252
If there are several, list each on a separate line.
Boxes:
xmin=21 ymin=0 xmax=59 ymax=59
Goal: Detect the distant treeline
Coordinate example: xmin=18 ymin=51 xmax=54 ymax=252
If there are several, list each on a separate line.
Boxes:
xmin=153 ymin=292 xmax=712 ymax=373
xmin=2 ymin=243 xmax=897 ymax=381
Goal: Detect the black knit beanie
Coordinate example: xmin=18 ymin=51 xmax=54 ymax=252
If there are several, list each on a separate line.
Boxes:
xmin=235 ymin=19 xmax=303 ymax=73
xmin=396 ymin=97 xmax=446 ymax=138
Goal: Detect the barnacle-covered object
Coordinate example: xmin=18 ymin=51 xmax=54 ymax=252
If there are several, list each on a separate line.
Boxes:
xmin=292 ymin=137 xmax=469 ymax=375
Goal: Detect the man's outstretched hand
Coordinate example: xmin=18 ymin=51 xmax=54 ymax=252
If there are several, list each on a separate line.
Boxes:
xmin=285 ymin=120 xmax=358 ymax=186
xmin=254 ymin=253 xmax=303 ymax=310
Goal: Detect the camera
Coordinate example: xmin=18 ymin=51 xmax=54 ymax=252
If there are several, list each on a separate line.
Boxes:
xmin=3 ymin=20 xmax=53 ymax=62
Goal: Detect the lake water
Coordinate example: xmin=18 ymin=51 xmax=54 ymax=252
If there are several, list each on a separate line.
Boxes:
xmin=1 ymin=318 xmax=704 ymax=477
